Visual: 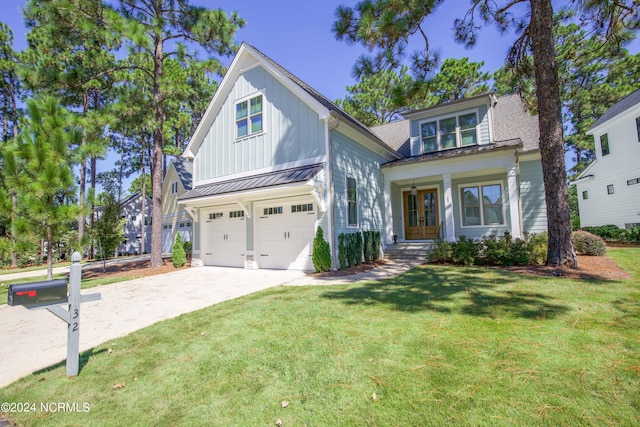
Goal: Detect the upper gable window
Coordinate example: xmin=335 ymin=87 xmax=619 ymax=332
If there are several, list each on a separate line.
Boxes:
xmin=236 ymin=94 xmax=263 ymax=138
xmin=170 ymin=181 xmax=178 ymax=195
xmin=600 ymin=133 xmax=610 ymax=156
xmin=420 ymin=111 xmax=479 ymax=153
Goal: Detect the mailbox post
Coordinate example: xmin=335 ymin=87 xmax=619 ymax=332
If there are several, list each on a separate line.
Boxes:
xmin=7 ymin=251 xmax=100 ymax=377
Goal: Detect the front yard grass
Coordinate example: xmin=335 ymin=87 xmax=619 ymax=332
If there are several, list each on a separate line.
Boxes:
xmin=2 ymin=249 xmax=639 ymax=426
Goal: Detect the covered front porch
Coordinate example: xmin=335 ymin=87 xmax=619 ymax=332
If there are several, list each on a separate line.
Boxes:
xmin=381 ymin=146 xmax=524 ymax=245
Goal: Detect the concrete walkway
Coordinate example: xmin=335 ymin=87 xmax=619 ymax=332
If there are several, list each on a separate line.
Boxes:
xmin=0 ymin=260 xmax=420 ymax=388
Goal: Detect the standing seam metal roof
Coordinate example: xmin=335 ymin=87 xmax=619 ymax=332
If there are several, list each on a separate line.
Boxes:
xmin=178 ymin=163 xmax=323 ymax=201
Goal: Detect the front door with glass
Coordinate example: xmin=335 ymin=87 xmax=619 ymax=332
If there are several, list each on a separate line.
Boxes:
xmin=403 ymin=189 xmax=440 ymax=240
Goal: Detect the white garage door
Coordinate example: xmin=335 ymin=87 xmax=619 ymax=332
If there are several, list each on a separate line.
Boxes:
xmin=201 ymin=208 xmax=246 ymax=267
xmin=162 ymin=224 xmax=173 ymax=253
xmin=256 ymin=200 xmax=317 ymax=270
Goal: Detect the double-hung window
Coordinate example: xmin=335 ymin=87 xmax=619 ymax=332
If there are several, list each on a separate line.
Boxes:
xmin=600 ymin=133 xmax=610 ymax=156
xmin=170 ymin=181 xmax=178 ymax=195
xmin=460 ymin=183 xmax=504 ymax=226
xmin=347 ymin=177 xmax=357 ymax=226
xmin=636 ymin=117 xmax=640 ymax=142
xmin=236 ymin=94 xmax=263 ymax=138
xmin=420 ymin=111 xmax=479 ymax=153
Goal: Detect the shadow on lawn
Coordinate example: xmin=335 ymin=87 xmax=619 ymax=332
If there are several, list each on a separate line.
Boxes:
xmin=322 ymin=265 xmax=570 ymax=319
xmin=32 ymin=347 xmax=107 ymax=377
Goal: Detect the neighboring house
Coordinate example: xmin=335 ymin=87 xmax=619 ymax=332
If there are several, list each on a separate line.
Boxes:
xmin=118 ymin=193 xmax=152 ymax=255
xmin=573 ymin=89 xmax=640 ymax=229
xmin=178 ymin=43 xmax=547 ymax=271
xmin=161 ymin=158 xmax=193 ymax=253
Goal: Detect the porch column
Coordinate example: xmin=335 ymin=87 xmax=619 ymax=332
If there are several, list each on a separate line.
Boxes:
xmin=442 ymin=173 xmax=456 ymax=241
xmin=507 ymin=164 xmax=523 ymax=238
xmin=383 ymin=178 xmax=393 ymax=245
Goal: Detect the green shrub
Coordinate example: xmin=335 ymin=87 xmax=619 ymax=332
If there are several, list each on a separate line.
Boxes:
xmin=312 ymin=227 xmax=332 ymax=272
xmin=620 ymin=226 xmax=640 ymax=244
xmin=482 ymin=235 xmax=512 ymax=266
xmin=581 ymin=225 xmax=622 ymax=241
xmin=183 ymin=241 xmax=192 ymax=257
xmin=372 ymin=231 xmax=381 ymax=260
xmin=451 ymin=236 xmax=481 ymax=266
xmin=363 ymin=231 xmax=373 ymax=263
xmin=429 ymin=240 xmax=452 ymax=263
xmin=355 ymin=232 xmax=363 ymax=266
xmin=526 ymin=232 xmax=548 ymax=265
xmin=172 ymin=233 xmax=187 ymax=268
xmin=572 ymin=230 xmax=607 ymax=256
xmin=338 ymin=233 xmax=347 ymax=270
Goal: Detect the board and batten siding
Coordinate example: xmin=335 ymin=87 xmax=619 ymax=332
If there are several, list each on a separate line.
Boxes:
xmin=519 ymin=159 xmax=547 ymax=233
xmin=194 ymin=66 xmax=326 ymax=182
xmin=409 ymin=104 xmax=490 ymax=156
xmin=331 ymin=130 xmax=387 ymax=239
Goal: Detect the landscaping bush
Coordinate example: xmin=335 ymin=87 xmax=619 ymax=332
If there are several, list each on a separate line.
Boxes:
xmin=172 ymin=233 xmax=187 ymax=268
xmin=338 ymin=233 xmax=347 ymax=270
xmin=372 ymin=231 xmax=381 ymax=260
xmin=312 ymin=226 xmax=332 ymax=272
xmin=572 ymin=230 xmax=607 ymax=256
xmin=526 ymin=232 xmax=548 ymax=265
xmin=428 ymin=240 xmax=453 ymax=263
xmin=183 ymin=241 xmax=192 ymax=257
xmin=620 ymin=226 xmax=640 ymax=244
xmin=355 ymin=231 xmax=363 ymax=266
xmin=363 ymin=231 xmax=373 ymax=263
xmin=451 ymin=236 xmax=481 ymax=266
xmin=581 ymin=224 xmax=622 ymax=241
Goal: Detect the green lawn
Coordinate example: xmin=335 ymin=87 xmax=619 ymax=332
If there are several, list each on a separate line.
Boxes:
xmin=2 ymin=248 xmax=639 ymax=426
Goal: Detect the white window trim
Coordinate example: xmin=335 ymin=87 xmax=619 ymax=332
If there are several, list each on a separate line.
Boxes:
xmin=346 ymin=175 xmax=358 ymax=228
xmin=599 ymin=132 xmax=610 ymax=157
xmin=418 ymin=107 xmax=480 ymax=154
xmin=458 ymin=180 xmax=506 ymax=228
xmin=234 ymin=91 xmax=266 ymax=140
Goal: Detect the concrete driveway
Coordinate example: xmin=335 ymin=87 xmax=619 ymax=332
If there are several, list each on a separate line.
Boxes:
xmin=0 ymin=266 xmax=305 ymax=388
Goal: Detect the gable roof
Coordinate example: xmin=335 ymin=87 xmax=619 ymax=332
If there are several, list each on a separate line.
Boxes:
xmin=183 ymin=43 xmax=400 ymax=160
xmin=369 ymin=120 xmax=411 ymax=157
xmin=589 ymin=88 xmax=640 ymax=131
xmin=168 ymin=158 xmax=193 ymax=191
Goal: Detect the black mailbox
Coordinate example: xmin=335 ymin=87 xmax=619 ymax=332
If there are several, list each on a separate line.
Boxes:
xmin=8 ymin=279 xmax=68 ymax=308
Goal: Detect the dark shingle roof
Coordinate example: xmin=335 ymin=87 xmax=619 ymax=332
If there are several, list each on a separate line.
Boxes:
xmin=172 ymin=158 xmax=193 ymax=191
xmin=589 ymin=88 xmax=640 ymax=131
xmin=369 ymin=120 xmax=411 ymax=157
xmin=179 ymin=163 xmax=322 ymax=201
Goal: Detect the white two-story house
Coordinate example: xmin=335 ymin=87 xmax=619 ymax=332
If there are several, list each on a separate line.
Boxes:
xmin=574 ymin=88 xmax=640 ymax=228
xmin=178 ymin=43 xmax=547 ymax=270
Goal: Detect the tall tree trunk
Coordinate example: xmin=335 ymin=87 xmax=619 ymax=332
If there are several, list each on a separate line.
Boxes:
xmin=89 ymin=155 xmax=97 ymax=259
xmin=46 ymin=224 xmax=53 ymax=280
xmin=530 ymin=0 xmax=577 ymax=268
xmin=150 ymin=32 xmax=164 ymax=268
xmin=10 ymin=193 xmax=17 ymax=268
xmin=141 ymin=146 xmax=146 ymax=255
xmin=78 ymin=93 xmax=89 ymax=257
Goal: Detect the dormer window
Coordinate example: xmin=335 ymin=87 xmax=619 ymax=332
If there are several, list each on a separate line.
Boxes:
xmin=600 ymin=133 xmax=610 ymax=156
xmin=420 ymin=111 xmax=479 ymax=153
xmin=235 ymin=94 xmax=263 ymax=138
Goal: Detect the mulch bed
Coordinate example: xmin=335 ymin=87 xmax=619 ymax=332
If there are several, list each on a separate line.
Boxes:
xmin=78 ymin=253 xmax=632 ymax=282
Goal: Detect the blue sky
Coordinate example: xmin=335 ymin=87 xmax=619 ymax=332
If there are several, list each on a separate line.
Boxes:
xmin=3 ymin=1 xmax=639 ymax=190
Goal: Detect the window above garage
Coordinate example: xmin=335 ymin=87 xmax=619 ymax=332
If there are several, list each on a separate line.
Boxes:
xmin=235 ymin=92 xmax=264 ymax=139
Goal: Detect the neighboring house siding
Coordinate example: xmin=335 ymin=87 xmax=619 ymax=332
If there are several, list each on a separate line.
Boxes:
xmin=119 ymin=195 xmax=152 ymax=255
xmin=579 ymin=103 xmax=640 ymax=228
xmin=452 ymin=172 xmax=511 ymax=239
xmin=332 ymin=130 xmax=387 ymax=239
xmin=194 ymin=66 xmax=326 ymax=182
xmin=520 ymin=159 xmax=547 ymax=233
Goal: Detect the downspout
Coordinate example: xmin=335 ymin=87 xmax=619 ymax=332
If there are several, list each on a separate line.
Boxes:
xmin=327 ymin=114 xmax=339 ymax=270
xmin=515 ymin=147 xmax=523 ymax=235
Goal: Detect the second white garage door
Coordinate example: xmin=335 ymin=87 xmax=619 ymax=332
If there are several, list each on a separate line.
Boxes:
xmin=201 ymin=208 xmax=247 ymax=267
xmin=256 ymin=200 xmax=317 ymax=270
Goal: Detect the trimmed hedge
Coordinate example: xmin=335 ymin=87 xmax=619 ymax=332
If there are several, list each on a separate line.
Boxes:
xmin=580 ymin=224 xmax=640 ymax=244
xmin=338 ymin=230 xmax=381 ymax=270
xmin=172 ymin=233 xmax=187 ymax=268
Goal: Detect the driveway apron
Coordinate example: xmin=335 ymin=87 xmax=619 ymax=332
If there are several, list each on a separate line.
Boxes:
xmin=0 ymin=267 xmax=305 ymax=388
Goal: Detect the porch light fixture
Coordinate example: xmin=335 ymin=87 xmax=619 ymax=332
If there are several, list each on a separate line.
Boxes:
xmin=411 ymin=182 xmax=417 ymax=196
